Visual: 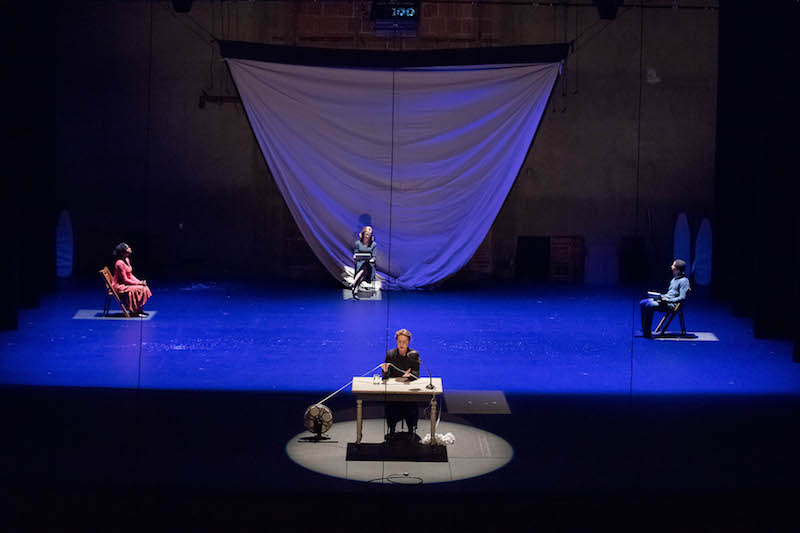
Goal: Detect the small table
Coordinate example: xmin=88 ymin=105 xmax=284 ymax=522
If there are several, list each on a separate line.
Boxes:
xmin=351 ymin=376 xmax=444 ymax=445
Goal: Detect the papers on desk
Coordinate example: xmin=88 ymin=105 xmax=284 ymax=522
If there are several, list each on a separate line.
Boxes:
xmin=351 ymin=376 xmax=443 ymax=395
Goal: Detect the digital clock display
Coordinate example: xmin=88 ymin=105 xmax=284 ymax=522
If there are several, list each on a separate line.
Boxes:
xmin=391 ymin=7 xmax=415 ymax=17
xmin=371 ymin=0 xmax=421 ymax=22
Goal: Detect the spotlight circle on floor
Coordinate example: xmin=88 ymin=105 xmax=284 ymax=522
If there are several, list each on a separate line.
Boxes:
xmin=287 ymin=419 xmax=513 ymax=484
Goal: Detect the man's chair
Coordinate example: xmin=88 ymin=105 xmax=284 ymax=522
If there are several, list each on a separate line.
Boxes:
xmin=99 ymin=266 xmax=130 ymax=317
xmin=654 ymin=301 xmax=687 ymax=336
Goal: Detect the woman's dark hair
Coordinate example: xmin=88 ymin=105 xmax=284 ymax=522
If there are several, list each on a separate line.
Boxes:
xmin=673 ymin=259 xmax=686 ymax=274
xmin=113 ymin=243 xmax=130 ymax=257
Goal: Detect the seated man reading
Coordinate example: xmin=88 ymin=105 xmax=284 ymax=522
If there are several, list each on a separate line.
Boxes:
xmin=380 ymin=328 xmax=420 ymax=440
xmin=640 ymin=259 xmax=690 ymax=338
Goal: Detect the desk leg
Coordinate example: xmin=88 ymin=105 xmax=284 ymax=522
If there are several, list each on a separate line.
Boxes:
xmin=356 ymin=399 xmax=363 ymax=444
xmin=429 ymin=397 xmax=437 ymax=446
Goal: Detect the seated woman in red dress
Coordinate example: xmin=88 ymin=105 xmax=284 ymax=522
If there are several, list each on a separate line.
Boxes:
xmin=112 ymin=243 xmax=152 ymax=317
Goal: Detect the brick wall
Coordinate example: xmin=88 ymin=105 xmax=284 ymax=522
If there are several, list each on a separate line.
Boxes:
xmin=56 ymin=2 xmax=719 ymax=283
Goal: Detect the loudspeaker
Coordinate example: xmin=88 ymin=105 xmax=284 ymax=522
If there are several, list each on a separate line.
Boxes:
xmin=172 ymin=0 xmax=192 ymax=13
xmin=594 ymin=0 xmax=621 ymax=20
xmin=515 ymin=236 xmax=550 ymax=281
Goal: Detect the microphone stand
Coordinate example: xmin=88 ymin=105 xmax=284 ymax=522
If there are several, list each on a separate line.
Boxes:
xmin=389 ymin=356 xmax=438 ymax=446
xmin=409 ymin=351 xmax=434 ymax=390
xmin=409 ymin=352 xmax=439 ymax=447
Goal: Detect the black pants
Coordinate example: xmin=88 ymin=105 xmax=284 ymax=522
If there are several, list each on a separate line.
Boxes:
xmin=385 ymin=402 xmax=418 ymax=433
xmin=640 ymin=298 xmax=671 ymax=334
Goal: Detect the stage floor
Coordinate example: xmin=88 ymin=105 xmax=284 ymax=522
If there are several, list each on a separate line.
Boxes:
xmin=2 ymin=279 xmax=798 ymax=528
xmin=1 ymin=279 xmax=797 ymax=394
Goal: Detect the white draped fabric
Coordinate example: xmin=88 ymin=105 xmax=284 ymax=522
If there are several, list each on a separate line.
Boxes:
xmin=226 ymin=58 xmax=560 ymax=289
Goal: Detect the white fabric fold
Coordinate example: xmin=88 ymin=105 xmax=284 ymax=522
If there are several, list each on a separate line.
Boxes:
xmin=227 ymin=59 xmax=560 ymax=289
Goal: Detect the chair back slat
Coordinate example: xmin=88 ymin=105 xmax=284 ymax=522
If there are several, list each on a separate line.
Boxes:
xmin=99 ymin=266 xmax=130 ymax=317
xmin=100 ymin=266 xmax=113 ymax=286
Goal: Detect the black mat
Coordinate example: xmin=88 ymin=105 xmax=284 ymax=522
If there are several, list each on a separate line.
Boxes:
xmin=346 ymin=440 xmax=448 ymax=462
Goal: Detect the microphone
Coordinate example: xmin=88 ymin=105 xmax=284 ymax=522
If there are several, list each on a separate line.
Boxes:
xmin=408 ymin=350 xmax=434 ymax=390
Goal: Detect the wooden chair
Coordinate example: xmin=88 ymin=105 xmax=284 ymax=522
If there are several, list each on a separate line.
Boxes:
xmin=654 ymin=301 xmax=687 ymax=336
xmin=99 ymin=266 xmax=130 ymax=318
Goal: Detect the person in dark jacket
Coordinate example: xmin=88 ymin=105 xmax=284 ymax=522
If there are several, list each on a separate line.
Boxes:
xmin=351 ymin=225 xmax=376 ymax=300
xmin=380 ymin=328 xmax=420 ymax=439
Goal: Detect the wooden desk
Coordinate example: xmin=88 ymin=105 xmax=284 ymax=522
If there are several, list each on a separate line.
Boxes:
xmin=351 ymin=376 xmax=444 ymax=445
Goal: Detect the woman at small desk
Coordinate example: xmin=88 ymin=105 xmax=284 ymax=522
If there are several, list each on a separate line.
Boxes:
xmin=380 ymin=328 xmax=420 ymax=439
xmin=351 ymin=225 xmax=376 ymax=300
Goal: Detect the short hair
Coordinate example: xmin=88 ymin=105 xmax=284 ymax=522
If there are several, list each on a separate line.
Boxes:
xmin=395 ymin=328 xmax=412 ymax=341
xmin=673 ymin=259 xmax=686 ymax=274
xmin=113 ymin=243 xmax=130 ymax=257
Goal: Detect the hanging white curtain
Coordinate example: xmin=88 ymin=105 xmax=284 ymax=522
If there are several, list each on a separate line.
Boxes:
xmin=226 ymin=58 xmax=560 ymax=289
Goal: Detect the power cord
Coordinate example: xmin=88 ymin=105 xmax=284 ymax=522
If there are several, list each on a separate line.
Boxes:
xmin=366 ymin=473 xmax=424 ymax=486
xmin=313 ymin=363 xmax=383 ymax=406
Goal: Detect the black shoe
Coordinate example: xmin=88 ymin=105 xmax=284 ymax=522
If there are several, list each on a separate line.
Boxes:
xmin=643 ymin=331 xmax=652 ymax=339
xmin=138 ymin=311 xmax=149 ymax=317
xmin=352 ymin=290 xmax=359 ymax=300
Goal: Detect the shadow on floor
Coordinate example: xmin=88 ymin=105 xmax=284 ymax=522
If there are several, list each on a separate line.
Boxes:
xmin=2 ymin=386 xmax=798 ymax=530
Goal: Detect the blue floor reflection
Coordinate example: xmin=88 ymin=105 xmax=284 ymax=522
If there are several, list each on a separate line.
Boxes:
xmin=1 ymin=279 xmax=797 ymax=396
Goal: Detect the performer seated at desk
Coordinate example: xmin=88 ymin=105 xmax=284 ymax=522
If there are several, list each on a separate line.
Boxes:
xmin=112 ymin=242 xmax=152 ymax=318
xmin=351 ymin=225 xmax=376 ymax=300
xmin=639 ymin=259 xmax=690 ymax=338
xmin=380 ymin=328 xmax=420 ymax=439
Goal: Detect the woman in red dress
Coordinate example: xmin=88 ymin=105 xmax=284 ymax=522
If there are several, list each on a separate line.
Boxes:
xmin=112 ymin=243 xmax=152 ymax=317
